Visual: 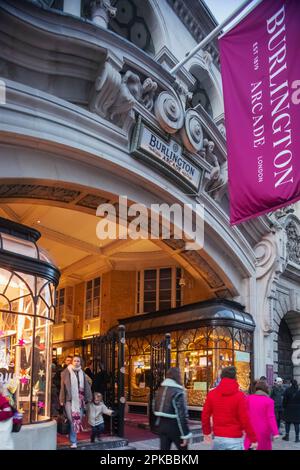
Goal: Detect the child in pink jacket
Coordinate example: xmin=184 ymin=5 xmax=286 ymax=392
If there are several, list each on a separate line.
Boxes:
xmin=244 ymin=381 xmax=279 ymax=450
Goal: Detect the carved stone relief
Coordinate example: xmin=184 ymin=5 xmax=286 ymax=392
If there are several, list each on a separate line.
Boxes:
xmin=0 ymin=184 xmax=80 ymax=203
xmin=181 ymin=250 xmax=224 ymax=289
xmin=90 ymin=62 xmax=158 ymax=125
xmin=76 ymin=194 xmax=109 ymax=210
xmin=286 ymin=220 xmax=300 ymax=265
xmin=200 ymin=138 xmax=228 ymax=201
xmin=140 ymin=77 xmax=158 ymax=111
xmin=0 ymin=184 xmax=108 ymax=211
xmin=173 ymin=79 xmax=193 ymax=108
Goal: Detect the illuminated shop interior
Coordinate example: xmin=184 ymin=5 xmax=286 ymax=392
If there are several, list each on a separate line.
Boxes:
xmin=122 ymin=300 xmax=254 ymax=409
xmin=0 ymin=218 xmax=59 ymax=424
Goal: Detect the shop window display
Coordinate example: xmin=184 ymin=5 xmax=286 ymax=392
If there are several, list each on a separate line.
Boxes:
xmin=125 ymin=324 xmax=252 ymax=408
xmin=0 ymin=219 xmax=59 ymax=424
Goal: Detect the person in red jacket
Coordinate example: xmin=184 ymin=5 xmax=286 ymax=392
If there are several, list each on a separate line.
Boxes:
xmin=202 ymin=366 xmax=258 ymax=450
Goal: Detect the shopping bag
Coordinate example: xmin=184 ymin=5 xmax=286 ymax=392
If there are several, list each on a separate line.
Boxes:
xmin=56 ymin=412 xmax=70 ymax=435
xmin=12 ymin=409 xmax=23 ymax=433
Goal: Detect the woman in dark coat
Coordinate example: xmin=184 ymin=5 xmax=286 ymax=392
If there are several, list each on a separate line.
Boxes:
xmin=153 ymin=367 xmax=192 ymax=450
xmin=282 ymin=379 xmax=300 ymax=442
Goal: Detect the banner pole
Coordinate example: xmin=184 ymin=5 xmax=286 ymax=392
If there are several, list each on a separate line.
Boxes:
xmin=170 ymin=0 xmax=259 ymax=75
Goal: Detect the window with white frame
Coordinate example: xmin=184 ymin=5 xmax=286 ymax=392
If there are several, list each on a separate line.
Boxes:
xmin=55 ymin=288 xmax=65 ymax=324
xmin=85 ymin=277 xmax=101 ymax=319
xmin=137 ymin=267 xmax=182 ymax=314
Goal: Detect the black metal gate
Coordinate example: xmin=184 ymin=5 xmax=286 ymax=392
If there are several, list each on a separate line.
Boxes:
xmin=278 ymin=318 xmax=294 ymax=380
xmin=90 ymin=325 xmax=125 ymax=437
xmin=149 ymin=333 xmax=171 ymax=430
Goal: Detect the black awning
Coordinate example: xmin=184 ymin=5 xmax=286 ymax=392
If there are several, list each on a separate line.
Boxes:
xmin=118 ymin=299 xmax=255 ymax=337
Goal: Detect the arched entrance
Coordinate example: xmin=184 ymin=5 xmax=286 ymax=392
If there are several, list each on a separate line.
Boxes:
xmin=278 ymin=318 xmax=293 ymax=381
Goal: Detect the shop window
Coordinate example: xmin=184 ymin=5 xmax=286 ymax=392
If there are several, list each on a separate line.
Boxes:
xmin=55 ymin=288 xmax=65 ymax=324
xmin=0 ymin=268 xmax=55 ymax=424
xmin=137 ymin=267 xmax=182 ymax=313
xmin=85 ymin=277 xmax=101 ymax=320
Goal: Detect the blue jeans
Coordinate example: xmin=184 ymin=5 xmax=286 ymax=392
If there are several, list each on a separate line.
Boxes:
xmin=91 ymin=423 xmax=105 ymax=442
xmin=65 ymin=402 xmax=84 ymax=445
xmin=213 ymin=437 xmax=244 ymax=450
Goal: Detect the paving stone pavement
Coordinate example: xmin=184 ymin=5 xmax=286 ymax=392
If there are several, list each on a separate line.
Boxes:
xmin=131 ymin=429 xmax=300 ymax=451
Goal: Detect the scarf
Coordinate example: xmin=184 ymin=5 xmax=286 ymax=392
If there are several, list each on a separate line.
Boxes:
xmin=68 ymin=364 xmax=84 ymax=433
xmin=255 ymin=390 xmax=269 ymax=397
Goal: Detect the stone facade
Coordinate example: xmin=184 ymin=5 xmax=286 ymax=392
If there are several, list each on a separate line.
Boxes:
xmin=0 ymin=0 xmax=299 ymax=398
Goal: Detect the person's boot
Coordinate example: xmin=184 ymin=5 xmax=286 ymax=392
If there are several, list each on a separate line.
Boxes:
xmin=282 ymin=434 xmax=289 ymax=441
xmin=295 ymin=435 xmax=300 ymax=443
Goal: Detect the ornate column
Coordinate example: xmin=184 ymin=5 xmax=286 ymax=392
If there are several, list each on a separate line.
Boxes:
xmin=90 ymin=0 xmax=117 ymax=28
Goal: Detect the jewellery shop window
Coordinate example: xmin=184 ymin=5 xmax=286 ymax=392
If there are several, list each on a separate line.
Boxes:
xmin=0 ymin=268 xmax=55 ymax=424
xmin=179 ymin=326 xmax=251 ymax=407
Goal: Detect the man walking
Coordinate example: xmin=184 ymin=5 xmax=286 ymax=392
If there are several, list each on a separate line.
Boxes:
xmin=202 ymin=366 xmax=257 ymax=450
xmin=270 ymin=377 xmax=285 ymax=433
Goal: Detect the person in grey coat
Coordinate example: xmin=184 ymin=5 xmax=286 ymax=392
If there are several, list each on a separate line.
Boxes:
xmin=59 ymin=356 xmax=92 ymax=448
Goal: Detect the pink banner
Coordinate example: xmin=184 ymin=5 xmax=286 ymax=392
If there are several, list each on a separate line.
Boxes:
xmin=219 ymin=0 xmax=300 ymax=224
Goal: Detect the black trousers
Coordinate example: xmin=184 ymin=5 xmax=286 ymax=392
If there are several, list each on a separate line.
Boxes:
xmin=285 ymin=422 xmax=300 ymax=438
xmin=159 ymin=433 xmax=188 ymax=451
xmin=275 ymin=408 xmax=283 ymax=429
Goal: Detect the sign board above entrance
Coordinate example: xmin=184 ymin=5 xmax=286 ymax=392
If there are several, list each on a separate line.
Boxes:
xmin=131 ymin=120 xmax=202 ymax=193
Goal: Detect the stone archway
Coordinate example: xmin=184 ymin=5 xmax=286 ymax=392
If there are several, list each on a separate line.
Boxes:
xmin=0 ymin=179 xmax=236 ymax=300
xmin=272 ymin=290 xmax=300 ymax=382
xmin=278 ymin=317 xmax=293 ymax=380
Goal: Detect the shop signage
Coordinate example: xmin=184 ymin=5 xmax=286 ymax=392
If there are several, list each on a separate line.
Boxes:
xmin=234 ymin=351 xmax=250 ymax=363
xmin=193 ymin=381 xmax=207 ymax=391
xmin=131 ymin=121 xmax=202 ymax=192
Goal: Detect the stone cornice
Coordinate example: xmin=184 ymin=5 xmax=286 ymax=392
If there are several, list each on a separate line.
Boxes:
xmin=0 ymin=0 xmax=175 ymax=90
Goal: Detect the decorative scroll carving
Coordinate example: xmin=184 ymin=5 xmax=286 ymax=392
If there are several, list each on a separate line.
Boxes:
xmin=286 ymin=220 xmax=300 ymax=264
xmin=90 ymin=63 xmax=158 ymax=125
xmin=89 ymin=61 xmax=122 ymax=118
xmin=180 ymin=109 xmax=203 ymax=154
xmin=154 ymin=91 xmax=184 ymax=134
xmin=200 ymin=139 xmax=228 ymax=201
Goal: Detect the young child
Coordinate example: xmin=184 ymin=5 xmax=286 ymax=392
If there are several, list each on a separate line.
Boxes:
xmin=88 ymin=392 xmax=113 ymax=442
